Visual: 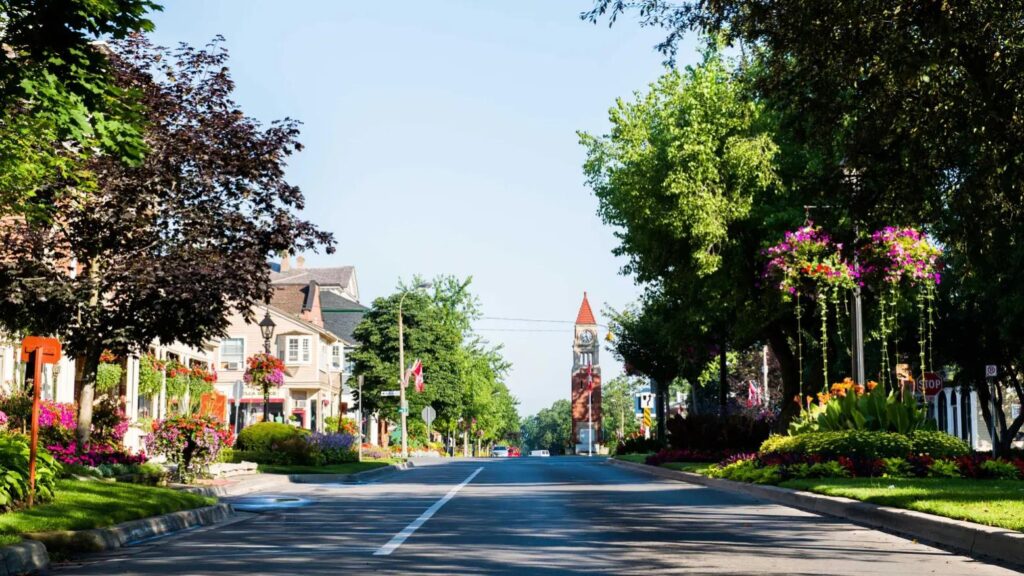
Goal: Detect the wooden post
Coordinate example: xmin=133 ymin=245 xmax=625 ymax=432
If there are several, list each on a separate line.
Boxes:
xmin=28 ymin=349 xmax=41 ymax=507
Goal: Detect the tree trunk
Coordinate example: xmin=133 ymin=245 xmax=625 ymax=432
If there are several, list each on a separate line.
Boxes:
xmin=767 ymin=324 xmax=801 ymax=431
xmin=263 ymin=383 xmax=270 ymax=422
xmin=76 ymin=345 xmax=101 ymax=446
xmin=718 ymin=342 xmax=728 ymax=417
xmin=654 ymin=379 xmax=666 ymax=444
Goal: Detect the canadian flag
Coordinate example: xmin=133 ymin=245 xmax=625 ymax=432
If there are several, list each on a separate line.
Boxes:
xmin=585 ymin=363 xmax=595 ymax=392
xmin=408 ymin=359 xmax=425 ymax=393
xmin=747 ymin=380 xmax=761 ymax=407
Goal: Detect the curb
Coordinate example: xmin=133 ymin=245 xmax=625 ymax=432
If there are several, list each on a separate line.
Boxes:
xmin=176 ymin=473 xmax=291 ymax=498
xmin=24 ymin=503 xmax=234 ymax=556
xmin=0 ymin=540 xmax=48 ymax=576
xmin=608 ymin=458 xmax=1024 ymax=569
xmin=287 ymin=460 xmax=413 ymax=484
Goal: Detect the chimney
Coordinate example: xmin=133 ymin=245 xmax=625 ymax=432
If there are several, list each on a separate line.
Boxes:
xmin=280 ymin=252 xmax=290 ymax=272
xmin=296 ymin=255 xmax=306 ymax=269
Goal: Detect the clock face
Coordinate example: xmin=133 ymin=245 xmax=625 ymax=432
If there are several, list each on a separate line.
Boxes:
xmin=580 ymin=330 xmax=595 ymax=345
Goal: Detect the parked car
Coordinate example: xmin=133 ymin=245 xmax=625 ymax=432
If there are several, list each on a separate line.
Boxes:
xmin=508 ymin=446 xmax=521 ymax=457
xmin=490 ymin=445 xmax=510 ymax=458
xmin=529 ymin=449 xmax=550 ymax=457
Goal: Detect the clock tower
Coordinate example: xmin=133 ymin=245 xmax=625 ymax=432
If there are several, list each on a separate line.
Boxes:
xmin=571 ymin=292 xmax=602 ymax=453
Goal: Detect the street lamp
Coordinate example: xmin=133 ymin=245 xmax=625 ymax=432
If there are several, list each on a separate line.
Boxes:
xmin=258 ymin=309 xmax=276 ymax=421
xmin=399 ymin=281 xmax=432 ymax=459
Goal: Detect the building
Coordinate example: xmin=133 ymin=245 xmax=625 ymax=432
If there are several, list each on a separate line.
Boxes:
xmin=570 ymin=292 xmax=602 ymax=454
xmin=931 ymin=384 xmax=1023 ymax=452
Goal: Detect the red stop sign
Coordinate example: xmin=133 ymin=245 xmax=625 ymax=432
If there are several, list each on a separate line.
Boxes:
xmin=923 ymin=372 xmax=943 ymax=397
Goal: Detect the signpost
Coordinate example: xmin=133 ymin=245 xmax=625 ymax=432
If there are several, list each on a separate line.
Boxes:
xmin=20 ymin=336 xmax=61 ymax=507
xmin=380 ymin=390 xmax=401 ymax=397
xmin=232 ymin=380 xmax=244 ymax=437
xmin=422 ymin=406 xmax=436 ymax=441
xmin=986 ymin=365 xmax=998 ymax=456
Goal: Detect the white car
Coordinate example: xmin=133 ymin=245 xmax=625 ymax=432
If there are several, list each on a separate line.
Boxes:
xmin=529 ymin=450 xmax=550 ymax=457
xmin=490 ymin=445 xmax=510 ymax=458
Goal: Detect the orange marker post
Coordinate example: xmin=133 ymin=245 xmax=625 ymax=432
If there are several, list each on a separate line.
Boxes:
xmin=20 ymin=337 xmax=61 ymax=507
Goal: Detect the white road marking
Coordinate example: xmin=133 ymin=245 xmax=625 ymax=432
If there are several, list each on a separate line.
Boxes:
xmin=373 ymin=467 xmax=484 ymax=556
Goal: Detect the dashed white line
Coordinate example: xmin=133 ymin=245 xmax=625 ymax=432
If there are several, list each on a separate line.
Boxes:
xmin=373 ymin=467 xmax=484 ymax=556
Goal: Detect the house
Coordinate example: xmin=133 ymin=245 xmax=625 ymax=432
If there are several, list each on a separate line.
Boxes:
xmin=213 ymin=304 xmax=340 ymax=432
xmin=931 ymin=384 xmax=1023 ymax=451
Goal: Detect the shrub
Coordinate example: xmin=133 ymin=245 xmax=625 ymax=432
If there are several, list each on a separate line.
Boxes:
xmin=759 ymin=430 xmax=913 ymax=459
xmin=145 ymin=416 xmax=231 ymax=483
xmin=0 ymin=393 xmax=77 ymax=446
xmin=90 ymin=396 xmax=130 ymax=447
xmin=0 ymin=433 xmax=61 ymax=508
xmin=928 ymin=459 xmax=961 ymax=478
xmin=361 ymin=443 xmax=390 ymax=460
xmin=907 ymin=430 xmax=970 ymax=458
xmin=306 ymin=433 xmax=357 ymax=465
xmin=644 ymin=448 xmax=731 ymax=466
xmin=707 ymin=459 xmax=782 ymax=484
xmin=47 ymin=441 xmax=145 ymax=467
xmin=666 ymin=413 xmax=772 ymax=453
xmin=788 ymin=378 xmax=932 ymax=434
xmin=881 ymin=457 xmax=913 ymax=478
xmin=807 ymin=460 xmax=849 ymax=478
xmin=616 ymin=435 xmax=664 ymax=455
xmin=980 ymin=459 xmax=1021 ymax=480
xmin=236 ymin=422 xmax=309 ymax=452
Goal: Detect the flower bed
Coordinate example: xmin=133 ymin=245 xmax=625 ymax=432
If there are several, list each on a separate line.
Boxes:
xmin=145 ymin=416 xmax=232 ymax=483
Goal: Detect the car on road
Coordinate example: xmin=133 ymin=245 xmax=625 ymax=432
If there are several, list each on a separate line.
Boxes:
xmin=490 ymin=445 xmax=510 ymax=458
xmin=508 ymin=446 xmax=521 ymax=457
xmin=529 ymin=449 xmax=550 ymax=457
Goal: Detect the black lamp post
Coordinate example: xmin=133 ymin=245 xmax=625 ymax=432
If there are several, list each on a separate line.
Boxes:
xmin=258 ymin=310 xmax=276 ymax=421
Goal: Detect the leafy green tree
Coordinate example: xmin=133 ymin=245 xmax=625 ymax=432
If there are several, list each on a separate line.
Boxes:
xmin=0 ymin=36 xmax=334 ymax=444
xmin=601 ymin=375 xmax=643 ymax=442
xmin=0 ymin=0 xmax=159 ymax=215
xmin=521 ymin=399 xmax=572 ymax=454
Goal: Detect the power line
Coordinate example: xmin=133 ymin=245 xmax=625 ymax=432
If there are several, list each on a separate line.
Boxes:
xmin=473 ymin=328 xmax=568 ymax=333
xmin=478 ymin=316 xmax=609 ymax=328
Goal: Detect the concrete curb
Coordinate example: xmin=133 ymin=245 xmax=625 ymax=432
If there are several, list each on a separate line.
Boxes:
xmin=24 ymin=503 xmax=234 ymax=556
xmin=608 ymin=458 xmax=1024 ymax=569
xmin=0 ymin=540 xmax=48 ymax=576
xmin=287 ymin=460 xmax=413 ymax=484
xmin=176 ymin=473 xmax=291 ymax=498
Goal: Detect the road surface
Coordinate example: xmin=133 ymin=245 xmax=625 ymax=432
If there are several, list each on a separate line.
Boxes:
xmin=56 ymin=457 xmax=1021 ymax=575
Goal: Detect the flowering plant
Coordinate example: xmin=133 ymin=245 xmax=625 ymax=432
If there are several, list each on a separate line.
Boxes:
xmin=145 ymin=416 xmax=232 ymax=483
xmin=763 ymin=224 xmax=856 ymax=298
xmin=0 ymin=410 xmax=7 ymax=430
xmin=306 ymin=432 xmax=357 ymax=464
xmin=859 ymin=227 xmax=942 ymax=287
xmin=47 ymin=441 xmax=146 ymax=467
xmin=244 ymin=353 xmax=285 ymax=388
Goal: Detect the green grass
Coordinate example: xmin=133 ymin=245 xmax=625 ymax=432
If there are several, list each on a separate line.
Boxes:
xmin=781 ymin=477 xmax=1024 ymax=532
xmin=661 ymin=461 xmax=712 ymax=474
xmin=614 ymin=453 xmax=651 ymax=463
xmin=0 ymin=479 xmax=214 ymax=546
xmin=257 ymin=460 xmax=393 ymax=475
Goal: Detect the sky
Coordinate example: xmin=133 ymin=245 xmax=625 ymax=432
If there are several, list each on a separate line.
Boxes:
xmin=148 ymin=1 xmax=699 ymax=416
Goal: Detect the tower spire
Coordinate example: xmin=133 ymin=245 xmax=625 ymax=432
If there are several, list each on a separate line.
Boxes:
xmin=575 ymin=291 xmax=596 ymax=325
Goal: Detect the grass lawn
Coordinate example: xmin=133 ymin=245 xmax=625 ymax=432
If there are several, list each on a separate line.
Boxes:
xmin=257 ymin=460 xmax=394 ymax=475
xmin=0 ymin=479 xmax=214 ymax=546
xmin=781 ymin=477 xmax=1024 ymax=532
xmin=661 ymin=461 xmax=713 ymax=474
xmin=614 ymin=453 xmax=651 ymax=464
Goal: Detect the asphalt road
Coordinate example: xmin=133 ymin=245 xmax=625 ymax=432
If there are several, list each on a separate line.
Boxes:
xmin=56 ymin=457 xmax=1021 ymax=575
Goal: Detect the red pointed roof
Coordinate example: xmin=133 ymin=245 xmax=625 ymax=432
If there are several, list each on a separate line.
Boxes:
xmin=575 ymin=292 xmax=596 ymax=325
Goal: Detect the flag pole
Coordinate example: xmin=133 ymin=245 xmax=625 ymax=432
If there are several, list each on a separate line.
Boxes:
xmin=587 ymin=363 xmax=593 ymax=457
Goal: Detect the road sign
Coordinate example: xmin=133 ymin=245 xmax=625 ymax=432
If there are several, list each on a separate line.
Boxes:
xmin=398 ymin=407 xmax=409 ymax=415
xmin=421 ymin=406 xmax=436 ymax=425
xmin=923 ymin=372 xmax=942 ymax=398
xmin=642 ymin=407 xmax=652 ymax=428
xmin=232 ymin=380 xmax=244 ymax=402
xmin=380 ymin=390 xmax=401 ymax=397
xmin=986 ymin=365 xmax=998 ymax=378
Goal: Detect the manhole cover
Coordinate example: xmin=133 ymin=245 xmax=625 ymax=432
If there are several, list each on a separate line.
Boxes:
xmin=229 ymin=495 xmax=312 ymax=512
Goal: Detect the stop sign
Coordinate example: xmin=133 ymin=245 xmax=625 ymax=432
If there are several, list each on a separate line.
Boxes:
xmin=923 ymin=372 xmax=943 ymax=397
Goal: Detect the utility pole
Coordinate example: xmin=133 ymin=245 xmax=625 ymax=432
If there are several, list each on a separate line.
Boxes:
xmin=397 ymin=282 xmax=431 ymax=459
xmin=357 ymin=375 xmax=364 ymax=463
xmin=851 ymin=224 xmax=866 ymax=385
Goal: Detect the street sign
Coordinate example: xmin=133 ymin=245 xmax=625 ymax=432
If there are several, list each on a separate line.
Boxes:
xmin=923 ymin=372 xmax=942 ymax=398
xmin=398 ymin=407 xmax=409 ymax=415
xmin=642 ymin=407 xmax=652 ymax=428
xmin=985 ymin=365 xmax=998 ymax=378
xmin=232 ymin=380 xmax=244 ymax=402
xmin=381 ymin=390 xmax=401 ymax=397
xmin=421 ymin=406 xmax=436 ymax=425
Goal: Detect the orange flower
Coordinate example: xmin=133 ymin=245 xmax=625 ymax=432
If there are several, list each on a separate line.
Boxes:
xmin=817 ymin=392 xmax=832 ymax=405
xmin=854 ymin=384 xmax=865 ymax=395
xmin=867 ymin=380 xmax=879 ymax=391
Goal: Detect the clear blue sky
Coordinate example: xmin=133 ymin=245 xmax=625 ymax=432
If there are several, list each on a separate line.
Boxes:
xmin=149 ymin=1 xmax=698 ymax=416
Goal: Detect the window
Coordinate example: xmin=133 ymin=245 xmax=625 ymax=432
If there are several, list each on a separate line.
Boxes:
xmin=331 ymin=344 xmax=343 ymax=370
xmin=285 ymin=336 xmax=312 ymax=364
xmin=219 ymin=338 xmax=244 ymax=370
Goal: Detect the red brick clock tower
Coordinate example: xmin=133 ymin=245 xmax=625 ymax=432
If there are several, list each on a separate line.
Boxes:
xmin=571 ymin=292 xmax=602 ymax=454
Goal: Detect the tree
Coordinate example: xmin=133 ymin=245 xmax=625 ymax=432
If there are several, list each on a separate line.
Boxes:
xmin=586 ymin=0 xmax=1024 ymax=452
xmin=521 ymin=399 xmax=572 ymax=454
xmin=601 ymin=375 xmax=643 ymax=442
xmin=0 ymin=35 xmax=334 ymax=444
xmin=0 ymin=1 xmax=159 ymax=215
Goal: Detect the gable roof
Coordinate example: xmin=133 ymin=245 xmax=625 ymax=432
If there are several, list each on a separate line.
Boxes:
xmin=271 ymin=266 xmax=354 ymax=289
xmin=575 ymin=292 xmax=597 ymax=325
xmin=320 ymin=291 xmax=369 ymax=345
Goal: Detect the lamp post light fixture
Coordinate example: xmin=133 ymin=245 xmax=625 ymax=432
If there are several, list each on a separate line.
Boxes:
xmin=398 ymin=281 xmax=432 ymax=459
xmin=258 ymin=309 xmax=276 ymax=421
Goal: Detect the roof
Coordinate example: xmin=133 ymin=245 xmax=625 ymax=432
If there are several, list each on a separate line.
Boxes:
xmin=264 ymin=305 xmax=337 ymax=343
xmin=575 ymin=292 xmax=596 ymax=325
xmin=271 ymin=266 xmax=354 ymax=289
xmin=270 ymin=284 xmax=313 ymax=317
xmin=320 ymin=291 xmax=369 ymax=345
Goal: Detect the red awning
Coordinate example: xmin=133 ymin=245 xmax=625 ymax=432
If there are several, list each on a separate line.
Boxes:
xmin=238 ymin=398 xmax=285 ymax=404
